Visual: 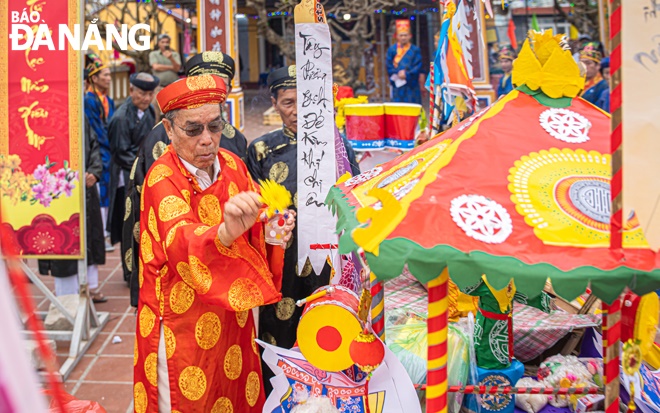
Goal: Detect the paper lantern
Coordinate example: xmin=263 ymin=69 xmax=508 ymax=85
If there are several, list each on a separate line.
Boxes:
xmin=349 ymin=331 xmax=385 ymax=374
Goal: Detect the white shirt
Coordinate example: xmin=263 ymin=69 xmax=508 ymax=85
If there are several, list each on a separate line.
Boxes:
xmin=179 ymin=155 xmax=221 ymax=190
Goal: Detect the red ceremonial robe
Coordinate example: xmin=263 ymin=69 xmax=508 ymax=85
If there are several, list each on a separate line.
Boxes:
xmin=134 ymin=145 xmax=283 ymax=413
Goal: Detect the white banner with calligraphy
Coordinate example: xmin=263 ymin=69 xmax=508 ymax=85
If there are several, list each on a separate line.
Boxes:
xmin=622 ymin=1 xmax=660 ymax=250
xmin=295 ymin=22 xmax=339 ymax=275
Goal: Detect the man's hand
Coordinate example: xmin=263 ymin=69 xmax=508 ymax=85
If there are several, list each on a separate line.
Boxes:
xmin=217 ymin=192 xmax=262 ymax=247
xmin=162 ymin=49 xmax=173 ymax=59
xmin=278 ymin=210 xmax=296 ymax=249
xmin=398 ymin=69 xmax=406 ymax=80
xmin=85 ymin=172 xmax=97 ymax=188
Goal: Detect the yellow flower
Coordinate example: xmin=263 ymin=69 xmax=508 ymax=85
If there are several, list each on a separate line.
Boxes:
xmin=259 ymin=179 xmax=292 ymax=218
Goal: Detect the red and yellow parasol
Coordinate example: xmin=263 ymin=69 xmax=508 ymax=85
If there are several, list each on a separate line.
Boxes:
xmin=327 ymin=30 xmax=660 ymax=413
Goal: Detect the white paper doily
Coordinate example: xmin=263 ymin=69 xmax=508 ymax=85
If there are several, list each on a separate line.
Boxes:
xmin=450 ymin=195 xmax=513 ymax=244
xmin=539 ymin=108 xmax=591 ymax=144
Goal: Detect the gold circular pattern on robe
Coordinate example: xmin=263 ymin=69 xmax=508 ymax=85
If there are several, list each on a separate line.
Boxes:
xmin=133 ymin=340 xmax=138 ymax=366
xmin=236 ymin=310 xmax=249 ymax=328
xmin=152 ymin=141 xmax=168 ymax=160
xmin=228 ymin=278 xmax=264 ymax=311
xmin=245 ymin=371 xmax=260 ymax=407
xmin=194 ymin=225 xmax=212 ymax=235
xmin=139 ymin=305 xmax=156 ymax=338
xmin=223 ymin=123 xmax=236 ymax=138
xmin=133 ymin=222 xmax=140 ymax=242
xmin=166 ymin=220 xmax=189 ymax=248
xmin=253 ymin=141 xmax=269 ymax=161
xmin=186 ymin=74 xmax=216 ymax=91
xmin=276 ymin=297 xmax=296 ymax=320
xmin=148 ymin=164 xmax=174 ymax=187
xmin=286 ymin=236 xmax=294 ymax=250
xmin=211 ymin=396 xmax=234 ymax=413
xmin=176 ymin=258 xmax=212 ymax=295
xmin=144 ymin=352 xmax=158 ymax=386
xmin=170 ymin=281 xmax=195 ymax=314
xmin=163 ymin=324 xmax=176 ymax=359
xmin=124 ymin=197 xmax=132 ymax=221
xmin=159 ymin=195 xmax=191 ymax=222
xmin=251 ymin=328 xmax=258 ymax=355
xmin=148 ymin=207 xmax=161 ymax=242
xmin=181 ymin=189 xmax=191 ymax=204
xmin=140 ymin=184 xmax=145 ymax=212
xmin=195 ymin=312 xmax=222 ymax=350
xmin=155 ymin=276 xmax=162 ymax=302
xmin=263 ymin=332 xmax=277 ymax=345
xmin=224 ymin=344 xmax=243 ymax=380
xmin=134 ymin=382 xmax=148 ymax=413
xmin=138 ymin=258 xmax=144 ymax=288
xmin=221 ymin=151 xmax=238 ymax=170
xmin=269 ymin=162 xmax=289 ymax=184
xmin=299 ymin=259 xmax=313 ymax=277
xmin=179 ymin=365 xmax=208 ymax=401
xmin=140 ymin=231 xmax=155 ymax=263
xmin=198 ymin=194 xmax=223 ymax=226
xmin=125 ymin=248 xmax=133 ymax=272
xmin=130 ymin=157 xmax=139 ymax=180
xmin=228 ymin=182 xmax=239 ymax=198
xmin=293 ymin=192 xmax=298 ymax=209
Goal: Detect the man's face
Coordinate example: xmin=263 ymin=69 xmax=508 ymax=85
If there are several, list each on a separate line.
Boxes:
xmin=581 ymin=59 xmax=600 ymax=80
xmin=129 ymin=86 xmax=155 ymax=111
xmin=271 ymin=88 xmax=297 ymax=133
xmin=397 ymin=32 xmax=411 ymax=46
xmin=602 ymin=67 xmax=610 ymax=83
xmin=164 ymin=104 xmax=223 ymax=170
xmin=500 ymin=58 xmax=513 ymax=74
xmin=92 ymin=68 xmax=112 ymax=90
xmin=158 ymin=37 xmax=170 ymax=50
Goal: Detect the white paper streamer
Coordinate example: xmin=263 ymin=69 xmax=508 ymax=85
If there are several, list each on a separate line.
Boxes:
xmin=295 ymin=22 xmax=339 ymax=275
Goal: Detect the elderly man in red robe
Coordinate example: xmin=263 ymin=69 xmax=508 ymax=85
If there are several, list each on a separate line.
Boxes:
xmin=134 ymin=74 xmax=294 ymax=413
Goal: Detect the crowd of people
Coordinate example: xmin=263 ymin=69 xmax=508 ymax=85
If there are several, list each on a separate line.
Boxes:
xmin=33 ymin=22 xmax=618 ymax=411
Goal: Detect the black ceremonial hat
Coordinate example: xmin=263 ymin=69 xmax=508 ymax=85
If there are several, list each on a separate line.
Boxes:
xmin=184 ymin=51 xmax=236 ymax=81
xmin=129 ymin=73 xmax=160 ymax=91
xmin=267 ymin=65 xmax=297 ymax=93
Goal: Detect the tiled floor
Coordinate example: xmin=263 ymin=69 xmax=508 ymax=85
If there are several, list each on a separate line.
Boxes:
xmin=21 ymin=89 xmax=275 ymax=412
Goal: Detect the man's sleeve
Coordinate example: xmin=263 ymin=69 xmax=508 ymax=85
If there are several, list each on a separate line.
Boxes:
xmin=407 ymin=47 xmax=423 ymax=80
xmin=245 ymin=141 xmax=265 ymax=182
xmin=173 ymin=52 xmax=182 ymax=65
xmin=86 ymin=117 xmax=103 ymax=179
xmin=148 ymin=51 xmax=157 ymax=67
xmin=108 ymin=115 xmax=136 ymax=171
xmin=141 ymin=163 xmax=282 ymax=311
xmin=386 ymin=46 xmax=396 ymax=76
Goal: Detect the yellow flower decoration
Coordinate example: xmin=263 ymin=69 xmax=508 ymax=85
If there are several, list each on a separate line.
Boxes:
xmin=259 ymin=179 xmax=292 ymax=218
xmin=512 ymin=30 xmax=585 ymax=99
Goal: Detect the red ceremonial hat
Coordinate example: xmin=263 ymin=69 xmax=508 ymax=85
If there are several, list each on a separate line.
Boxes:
xmin=156 ymin=74 xmax=227 ymax=114
xmin=395 ymin=20 xmax=411 ymax=35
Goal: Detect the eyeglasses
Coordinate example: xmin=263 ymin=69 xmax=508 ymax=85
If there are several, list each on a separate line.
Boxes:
xmin=172 ymin=118 xmax=226 ymax=137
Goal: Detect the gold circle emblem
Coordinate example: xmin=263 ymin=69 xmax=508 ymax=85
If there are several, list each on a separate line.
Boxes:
xmin=198 ymin=194 xmax=223 ymax=226
xmin=195 ymin=312 xmax=222 ymax=350
xmin=269 ymin=162 xmax=289 ymax=184
xmin=148 ymin=164 xmax=174 ymax=187
xmin=155 ymin=276 xmax=161 ymax=302
xmin=130 ymin=157 xmax=139 ymax=180
xmin=276 ymin=297 xmax=296 ymax=320
xmin=251 ymin=328 xmax=258 ymax=355
xmin=148 ymin=207 xmax=161 ymax=242
xmin=202 ymin=51 xmax=224 ymax=64
xmin=144 ymin=352 xmax=158 ymax=386
xmin=186 ymin=74 xmax=216 ymax=91
xmin=179 ymin=365 xmax=208 ymax=401
xmin=288 ymin=65 xmax=297 ymax=78
xmin=124 ymin=197 xmax=132 ymax=221
xmin=293 ymin=192 xmax=298 ymax=208
xmin=223 ymin=123 xmax=236 ymax=138
xmin=181 ymin=189 xmax=191 ymax=204
xmin=176 ymin=255 xmax=213 ymax=294
xmin=263 ymin=332 xmax=277 ymax=345
xmin=170 ymin=281 xmax=195 ymax=314
xmin=221 ymin=151 xmax=238 ymax=170
xmin=140 ymin=231 xmax=154 ymax=264
xmin=138 ymin=258 xmax=144 ymax=288
xmin=133 ymin=340 xmax=138 ymax=366
xmin=139 ymin=305 xmax=156 ymax=338
xmin=211 ymin=397 xmax=234 ymax=413
xmin=134 ymin=382 xmax=148 ymax=413
xmin=245 ymin=371 xmax=261 ymax=407
xmin=158 ymin=195 xmax=191 ymax=222
xmin=133 ymin=221 xmax=140 ymax=242
xmin=228 ymin=182 xmax=239 ymax=198
xmin=166 ymin=220 xmax=188 ymax=248
xmin=152 ymin=141 xmax=168 ymax=161
xmin=194 ymin=225 xmax=212 ymax=235
xmin=228 ymin=278 xmax=265 ymax=311
xmin=124 ymin=248 xmax=133 ymax=272
xmin=236 ymin=310 xmax=249 ymax=328
xmin=299 ymin=258 xmax=313 ymax=277
xmin=224 ymin=344 xmax=243 ymax=380
xmin=163 ymin=324 xmax=176 ymax=359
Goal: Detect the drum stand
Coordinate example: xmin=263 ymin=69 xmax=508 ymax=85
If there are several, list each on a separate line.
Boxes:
xmin=18 ymin=259 xmax=109 ymax=381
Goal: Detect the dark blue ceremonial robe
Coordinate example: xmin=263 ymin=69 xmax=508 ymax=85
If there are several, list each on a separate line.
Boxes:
xmin=84 ymin=91 xmax=115 ymax=207
xmin=498 ymin=73 xmax=513 ymax=97
xmin=386 ymin=44 xmax=423 ymax=104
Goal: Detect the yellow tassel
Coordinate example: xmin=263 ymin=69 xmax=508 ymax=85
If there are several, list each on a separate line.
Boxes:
xmin=259 ymin=179 xmax=292 ymax=218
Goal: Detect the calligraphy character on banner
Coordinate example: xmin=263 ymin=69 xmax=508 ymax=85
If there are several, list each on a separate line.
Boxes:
xmin=134 ymin=74 xmax=295 ymax=413
xmin=123 ymin=52 xmax=248 ymax=307
xmin=246 ymin=66 xmax=359 ymax=393
xmin=386 ymin=20 xmax=423 ymax=104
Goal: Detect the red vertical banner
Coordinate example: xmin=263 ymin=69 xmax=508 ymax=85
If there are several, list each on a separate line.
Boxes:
xmin=0 ymin=0 xmax=84 ymax=258
xmin=203 ymin=0 xmax=229 ymax=54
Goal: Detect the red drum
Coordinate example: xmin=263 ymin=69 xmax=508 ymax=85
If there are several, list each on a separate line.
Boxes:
xmin=296 ymin=285 xmax=362 ymax=372
xmin=384 ymin=102 xmax=422 ymax=150
xmin=344 ymin=104 xmax=385 ymax=151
